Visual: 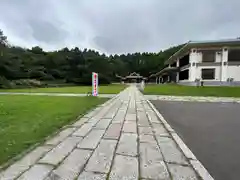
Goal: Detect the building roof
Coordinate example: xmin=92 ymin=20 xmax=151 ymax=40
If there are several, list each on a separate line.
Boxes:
xmin=165 ymin=38 xmax=240 ymax=65
xmin=125 ymin=72 xmax=143 ymax=78
xmin=149 ymin=67 xmax=179 ymax=78
xmin=116 ymin=72 xmax=146 ymax=80
xmin=128 ymin=72 xmax=140 ymax=76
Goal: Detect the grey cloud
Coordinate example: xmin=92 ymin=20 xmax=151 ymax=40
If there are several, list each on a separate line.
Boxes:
xmin=27 ymin=19 xmax=66 ymax=43
xmin=0 ymin=0 xmax=240 ymax=54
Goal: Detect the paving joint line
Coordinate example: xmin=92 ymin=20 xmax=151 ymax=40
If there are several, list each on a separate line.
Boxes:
xmin=79 ymin=89 xmax=129 ymax=179
xmin=10 ymin=146 xmax=56 ymax=180
xmin=135 ymin=91 xmax=142 ymax=180
xmin=41 ymin=136 xmax=85 ymax=179
xmin=140 ymin=95 xmax=173 ymax=180
xmin=106 ymin=92 xmax=131 ymax=180
xmin=74 ymin=95 xmax=123 ymax=180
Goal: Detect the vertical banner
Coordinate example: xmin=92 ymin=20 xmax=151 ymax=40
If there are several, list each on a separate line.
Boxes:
xmin=92 ymin=72 xmax=98 ymax=96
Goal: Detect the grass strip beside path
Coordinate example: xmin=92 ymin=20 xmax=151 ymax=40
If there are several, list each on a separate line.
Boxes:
xmin=0 ymin=95 xmax=107 ymax=165
xmin=0 ymin=84 xmax=126 ymax=94
xmin=144 ymin=84 xmax=240 ymax=97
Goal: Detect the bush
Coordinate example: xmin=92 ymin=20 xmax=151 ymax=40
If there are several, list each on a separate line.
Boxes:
xmin=0 ymin=76 xmax=14 ymax=89
xmin=66 ymin=73 xmax=111 ymax=85
xmin=13 ymin=79 xmax=46 ymax=88
xmin=39 ymin=74 xmax=55 ymax=81
xmin=98 ymin=74 xmax=111 ymax=85
xmin=49 ymin=69 xmax=64 ymax=79
xmin=29 ymin=71 xmax=47 ymax=79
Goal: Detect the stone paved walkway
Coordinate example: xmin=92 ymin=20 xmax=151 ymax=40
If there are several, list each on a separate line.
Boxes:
xmin=0 ymin=86 xmax=213 ymax=180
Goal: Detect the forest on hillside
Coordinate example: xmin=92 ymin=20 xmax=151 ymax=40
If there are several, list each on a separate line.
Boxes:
xmin=0 ymin=29 xmax=182 ymax=88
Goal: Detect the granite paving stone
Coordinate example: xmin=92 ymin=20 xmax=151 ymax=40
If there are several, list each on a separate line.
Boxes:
xmin=77 ymin=129 xmax=105 ymax=149
xmin=87 ymin=117 xmax=100 ymax=125
xmin=156 ymin=136 xmax=188 ymax=165
xmin=116 ymin=133 xmax=138 ymax=156
xmin=168 ymin=164 xmax=198 ymax=180
xmin=46 ymin=127 xmax=76 ymax=146
xmin=83 ymin=110 xmax=98 ymax=118
xmin=47 ymin=149 xmax=92 ymax=180
xmin=147 ymin=111 xmax=161 ymax=124
xmin=95 ymin=118 xmax=112 ymax=130
xmin=72 ymin=123 xmax=95 ymax=137
xmin=104 ymin=105 xmax=120 ymax=119
xmin=39 ymin=136 xmax=82 ymax=165
xmin=103 ymin=123 xmax=122 ymax=140
xmin=125 ymin=113 xmax=136 ymax=121
xmin=127 ymin=108 xmax=136 ymax=114
xmin=0 ymin=146 xmax=52 ymax=180
xmin=139 ymin=134 xmax=156 ymax=143
xmin=140 ymin=142 xmax=170 ymax=179
xmin=77 ymin=171 xmax=107 ymax=180
xmin=72 ymin=118 xmax=89 ymax=127
xmin=137 ymin=112 xmax=151 ymax=127
xmin=17 ymin=164 xmax=53 ymax=180
xmin=122 ymin=121 xmax=137 ymax=133
xmin=109 ymin=155 xmax=138 ymax=180
xmin=152 ymin=123 xmax=170 ymax=136
xmin=138 ymin=126 xmax=153 ymax=135
xmin=85 ymin=139 xmax=118 ymax=173
xmin=112 ymin=110 xmax=126 ymax=123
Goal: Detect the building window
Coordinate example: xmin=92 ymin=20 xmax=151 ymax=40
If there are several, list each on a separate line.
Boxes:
xmin=201 ymin=50 xmax=216 ymax=62
xmin=201 ymin=69 xmax=215 ymax=80
xmin=179 ymin=69 xmax=189 ymax=80
xmin=179 ymin=54 xmax=190 ymax=67
xmin=228 ymin=49 xmax=240 ymax=62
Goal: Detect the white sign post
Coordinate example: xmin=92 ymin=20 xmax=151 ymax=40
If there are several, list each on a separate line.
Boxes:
xmin=92 ymin=72 xmax=98 ymax=96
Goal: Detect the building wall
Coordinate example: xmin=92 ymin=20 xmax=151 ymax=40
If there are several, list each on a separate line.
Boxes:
xmin=176 ymin=47 xmax=240 ymax=86
xmin=215 ymin=51 xmax=222 ymax=62
xmin=189 ymin=49 xmax=198 ymax=81
xmin=198 ymin=66 xmax=221 ymax=81
xmin=188 ymin=65 xmax=221 ymax=81
xmin=228 ymin=66 xmax=240 ymax=81
xmin=221 ymin=48 xmax=228 ymax=81
xmin=187 ymin=48 xmax=239 ymax=82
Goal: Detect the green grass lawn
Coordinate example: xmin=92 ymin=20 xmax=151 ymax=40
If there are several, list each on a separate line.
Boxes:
xmin=0 ymin=84 xmax=126 ymax=94
xmin=144 ymin=84 xmax=240 ymax=97
xmin=0 ymin=95 xmax=107 ymax=165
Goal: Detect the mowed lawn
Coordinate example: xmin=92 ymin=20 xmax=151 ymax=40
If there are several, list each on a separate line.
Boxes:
xmin=0 ymin=84 xmax=126 ymax=94
xmin=144 ymin=84 xmax=240 ymax=97
xmin=0 ymin=95 xmax=107 ymax=165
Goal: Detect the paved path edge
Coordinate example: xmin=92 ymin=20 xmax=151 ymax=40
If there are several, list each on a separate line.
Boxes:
xmin=0 ymin=92 xmax=116 ymax=98
xmin=144 ymin=94 xmax=240 ymax=103
xmin=146 ymin=99 xmax=215 ymax=180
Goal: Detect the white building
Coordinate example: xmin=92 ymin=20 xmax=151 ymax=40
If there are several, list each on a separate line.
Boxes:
xmin=155 ymin=39 xmax=240 ymax=86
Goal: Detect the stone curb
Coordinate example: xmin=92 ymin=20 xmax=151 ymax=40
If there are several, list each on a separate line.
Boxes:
xmin=146 ymin=99 xmax=215 ymax=180
xmin=144 ymin=95 xmax=240 ymax=103
xmin=0 ymin=92 xmax=117 ymax=98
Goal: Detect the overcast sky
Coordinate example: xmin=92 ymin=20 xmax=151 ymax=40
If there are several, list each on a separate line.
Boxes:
xmin=1 ymin=0 xmax=240 ymax=54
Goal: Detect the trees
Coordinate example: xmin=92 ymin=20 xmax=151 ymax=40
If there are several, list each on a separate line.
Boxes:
xmin=0 ymin=30 xmax=7 ymax=47
xmin=0 ymin=29 xmax=182 ymax=88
